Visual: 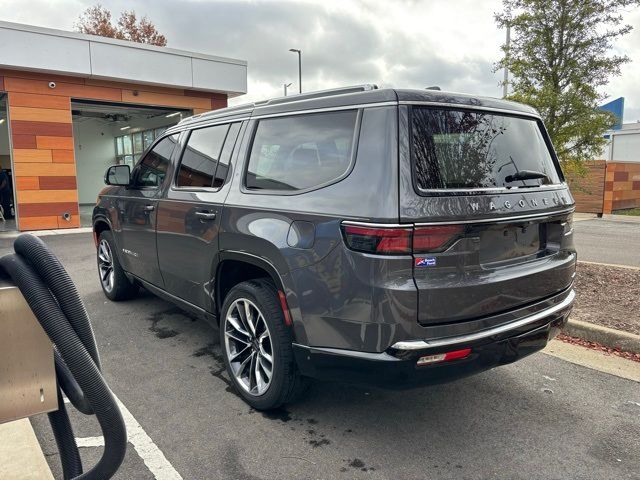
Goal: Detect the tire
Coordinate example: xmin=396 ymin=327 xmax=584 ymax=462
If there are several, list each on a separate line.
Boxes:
xmin=220 ymin=279 xmax=308 ymax=410
xmin=97 ymin=230 xmax=138 ymax=301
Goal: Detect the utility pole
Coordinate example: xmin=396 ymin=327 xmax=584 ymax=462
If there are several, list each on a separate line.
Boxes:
xmin=289 ymin=48 xmax=302 ymax=93
xmin=503 ymin=22 xmax=511 ymax=98
xmin=283 ymin=82 xmax=292 ymax=96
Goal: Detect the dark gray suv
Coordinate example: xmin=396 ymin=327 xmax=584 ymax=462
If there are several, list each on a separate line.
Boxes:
xmin=93 ymin=85 xmax=576 ymax=410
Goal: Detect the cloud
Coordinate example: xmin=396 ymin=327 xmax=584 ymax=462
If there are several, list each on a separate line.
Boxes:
xmin=0 ymin=0 xmax=638 ymax=121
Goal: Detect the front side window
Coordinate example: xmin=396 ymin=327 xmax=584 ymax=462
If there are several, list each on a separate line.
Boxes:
xmin=132 ymin=134 xmax=178 ymax=188
xmin=245 ymin=110 xmax=358 ymax=191
xmin=411 ymin=107 xmax=561 ymax=191
xmin=176 ymin=125 xmax=229 ymax=188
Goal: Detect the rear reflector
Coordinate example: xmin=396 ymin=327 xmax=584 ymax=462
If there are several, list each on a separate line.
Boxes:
xmin=278 ymin=290 xmax=293 ymax=327
xmin=341 ymin=223 xmax=464 ymax=255
xmin=417 ymin=348 xmax=471 ymax=366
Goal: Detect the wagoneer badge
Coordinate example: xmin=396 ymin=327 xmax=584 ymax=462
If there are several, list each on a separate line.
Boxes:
xmin=468 ymin=195 xmax=568 ymax=213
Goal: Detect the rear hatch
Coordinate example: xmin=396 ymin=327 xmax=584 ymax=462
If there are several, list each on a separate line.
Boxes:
xmin=401 ymin=104 xmax=576 ymax=325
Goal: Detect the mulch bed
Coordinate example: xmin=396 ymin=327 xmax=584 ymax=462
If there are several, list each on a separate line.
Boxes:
xmin=572 ymin=262 xmax=640 ymax=336
xmin=557 ymin=334 xmax=640 ymax=363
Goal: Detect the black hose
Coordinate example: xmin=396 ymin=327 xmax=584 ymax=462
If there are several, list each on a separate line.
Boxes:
xmin=13 ymin=234 xmax=101 ymax=370
xmin=0 ymin=235 xmax=127 ymax=480
xmin=48 ymin=389 xmax=83 ymax=479
xmin=54 ymin=350 xmax=93 ymax=416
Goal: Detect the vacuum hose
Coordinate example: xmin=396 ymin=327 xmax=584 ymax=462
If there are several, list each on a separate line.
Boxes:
xmin=0 ymin=234 xmax=126 ymax=479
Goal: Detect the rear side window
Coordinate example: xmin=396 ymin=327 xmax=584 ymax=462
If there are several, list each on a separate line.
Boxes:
xmin=177 ymin=125 xmax=229 ymax=188
xmin=245 ymin=110 xmax=358 ymax=191
xmin=411 ymin=107 xmax=561 ymax=191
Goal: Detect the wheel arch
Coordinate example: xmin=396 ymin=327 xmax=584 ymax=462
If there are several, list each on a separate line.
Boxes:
xmin=216 ymin=251 xmax=287 ymax=319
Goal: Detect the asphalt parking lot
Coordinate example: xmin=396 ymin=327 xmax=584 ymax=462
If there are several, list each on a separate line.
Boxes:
xmin=1 ymin=232 xmax=639 ymax=480
xmin=573 ymin=217 xmax=640 ymax=267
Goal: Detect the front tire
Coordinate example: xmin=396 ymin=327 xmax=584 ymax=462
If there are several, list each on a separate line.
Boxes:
xmin=220 ymin=279 xmax=307 ymax=410
xmin=97 ymin=230 xmax=138 ymax=301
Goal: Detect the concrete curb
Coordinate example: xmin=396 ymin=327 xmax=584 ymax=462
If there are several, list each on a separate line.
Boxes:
xmin=563 ymin=318 xmax=640 ymax=355
xmin=0 ymin=227 xmax=93 ymax=239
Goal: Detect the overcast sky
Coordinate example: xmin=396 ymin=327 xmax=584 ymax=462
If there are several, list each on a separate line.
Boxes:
xmin=1 ymin=0 xmax=639 ymax=121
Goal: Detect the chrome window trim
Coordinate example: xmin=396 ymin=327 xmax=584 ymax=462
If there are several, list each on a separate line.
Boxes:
xmin=413 ymin=207 xmax=575 ymax=226
xmin=391 ymin=289 xmax=575 ymax=351
xmin=412 ymin=183 xmax=569 ymax=194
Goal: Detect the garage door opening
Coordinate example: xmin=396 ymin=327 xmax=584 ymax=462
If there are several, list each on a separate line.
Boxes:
xmin=0 ymin=93 xmax=17 ymax=232
xmin=72 ymin=100 xmax=191 ymax=226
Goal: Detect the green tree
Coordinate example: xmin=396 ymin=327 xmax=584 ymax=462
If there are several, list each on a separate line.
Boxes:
xmin=495 ymin=0 xmax=638 ymax=172
xmin=75 ymin=4 xmax=167 ymax=47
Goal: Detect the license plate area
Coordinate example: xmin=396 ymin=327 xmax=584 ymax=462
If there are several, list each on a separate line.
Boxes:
xmin=477 ymin=221 xmax=544 ymax=265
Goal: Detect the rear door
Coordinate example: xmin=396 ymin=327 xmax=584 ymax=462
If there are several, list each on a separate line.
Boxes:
xmin=116 ymin=134 xmax=179 ymax=287
xmin=156 ymin=122 xmax=243 ymax=310
xmin=399 ymin=105 xmax=576 ymax=325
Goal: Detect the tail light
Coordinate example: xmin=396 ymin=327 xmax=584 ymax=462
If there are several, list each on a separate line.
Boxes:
xmin=341 ymin=223 xmax=463 ymax=255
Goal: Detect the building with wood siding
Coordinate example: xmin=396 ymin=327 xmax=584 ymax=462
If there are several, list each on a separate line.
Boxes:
xmin=0 ymin=21 xmax=246 ymax=231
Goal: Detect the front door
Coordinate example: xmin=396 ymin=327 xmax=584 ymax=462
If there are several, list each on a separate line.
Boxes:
xmin=117 ymin=134 xmax=179 ymax=287
xmin=156 ymin=122 xmax=243 ymax=310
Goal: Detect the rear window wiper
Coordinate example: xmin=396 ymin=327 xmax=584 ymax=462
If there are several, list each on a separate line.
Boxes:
xmin=504 ymin=170 xmax=550 ymax=184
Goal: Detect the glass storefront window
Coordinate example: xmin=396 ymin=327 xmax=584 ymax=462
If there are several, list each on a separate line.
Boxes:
xmin=123 ymin=135 xmax=133 ymax=155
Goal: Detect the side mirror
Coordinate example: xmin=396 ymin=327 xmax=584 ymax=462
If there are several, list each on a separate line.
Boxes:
xmin=105 ymin=165 xmax=130 ymax=186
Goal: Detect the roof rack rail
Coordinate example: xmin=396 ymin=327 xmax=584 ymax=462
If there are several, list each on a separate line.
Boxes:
xmin=178 ymin=84 xmax=379 ymax=126
xmin=262 ymin=84 xmax=378 ymax=107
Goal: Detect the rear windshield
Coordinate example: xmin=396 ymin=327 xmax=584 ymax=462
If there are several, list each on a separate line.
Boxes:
xmin=411 ymin=107 xmax=561 ymax=191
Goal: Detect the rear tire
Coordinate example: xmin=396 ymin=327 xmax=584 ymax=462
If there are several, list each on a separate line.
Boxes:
xmin=97 ymin=230 xmax=138 ymax=301
xmin=220 ymin=279 xmax=308 ymax=410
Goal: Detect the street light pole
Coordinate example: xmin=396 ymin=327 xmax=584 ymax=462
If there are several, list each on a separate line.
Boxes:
xmin=289 ymin=48 xmax=302 ymax=93
xmin=283 ymin=82 xmax=292 ymax=96
xmin=503 ymin=22 xmax=511 ymax=98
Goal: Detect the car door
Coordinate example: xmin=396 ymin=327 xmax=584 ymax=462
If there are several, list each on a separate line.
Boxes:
xmin=115 ymin=134 xmax=179 ymax=287
xmin=156 ymin=122 xmax=243 ymax=310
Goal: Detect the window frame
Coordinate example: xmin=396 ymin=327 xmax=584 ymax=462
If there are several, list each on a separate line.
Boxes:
xmin=171 ymin=122 xmax=241 ymax=192
xmin=129 ymin=134 xmax=179 ymax=191
xmin=408 ymin=104 xmax=567 ymax=197
xmin=240 ymin=108 xmax=363 ymax=196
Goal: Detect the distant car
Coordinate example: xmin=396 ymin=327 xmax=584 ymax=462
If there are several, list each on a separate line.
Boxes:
xmin=93 ymin=85 xmax=576 ymax=410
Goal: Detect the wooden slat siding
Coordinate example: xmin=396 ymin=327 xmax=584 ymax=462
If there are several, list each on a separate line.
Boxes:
xmin=18 ymin=189 xmax=78 ymax=204
xmin=11 ymin=134 xmax=37 ymax=149
xmin=603 ymin=162 xmax=640 ymax=213
xmin=39 ymin=176 xmax=77 ymax=190
xmin=19 ymin=202 xmax=79 ymax=217
xmin=567 ymin=160 xmax=606 ymax=214
xmin=0 ymin=75 xmax=4 ymax=91
xmin=4 ymin=70 xmax=228 ymax=231
xmin=4 ymin=77 xmax=122 ymax=102
xmin=36 ymin=136 xmax=74 ymax=150
xmin=192 ymin=108 xmax=209 ymax=115
xmin=121 ymin=90 xmax=211 ymax=109
xmin=0 ymin=69 xmax=86 ymax=84
xmin=13 ymin=163 xmax=76 ymax=176
xmin=52 ymin=150 xmax=75 ymax=163
xmin=58 ymin=214 xmax=80 ymax=229
xmin=15 ymin=177 xmax=40 ymax=190
xmin=9 ymin=93 xmax=70 ymax=110
xmin=9 ymin=106 xmax=72 ymax=123
xmin=13 ymin=149 xmax=53 ymax=163
xmin=11 ymin=120 xmax=73 ymax=136
xmin=19 ymin=216 xmax=60 ymax=230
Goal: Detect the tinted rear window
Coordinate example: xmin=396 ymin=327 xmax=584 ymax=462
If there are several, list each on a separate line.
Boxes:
xmin=246 ymin=110 xmax=357 ymax=191
xmin=411 ymin=107 xmax=561 ymax=190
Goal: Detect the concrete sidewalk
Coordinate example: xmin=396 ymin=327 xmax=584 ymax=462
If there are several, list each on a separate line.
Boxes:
xmin=0 ymin=418 xmax=53 ymax=479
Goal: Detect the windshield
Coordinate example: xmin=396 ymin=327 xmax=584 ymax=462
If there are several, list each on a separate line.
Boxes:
xmin=411 ymin=107 xmax=561 ymax=190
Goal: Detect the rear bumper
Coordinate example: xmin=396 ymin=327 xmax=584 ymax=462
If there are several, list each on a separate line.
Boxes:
xmin=292 ymin=289 xmax=573 ymax=388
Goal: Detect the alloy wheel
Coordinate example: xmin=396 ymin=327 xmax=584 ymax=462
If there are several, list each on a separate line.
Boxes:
xmin=98 ymin=239 xmax=115 ymax=293
xmin=224 ymin=298 xmax=274 ymax=396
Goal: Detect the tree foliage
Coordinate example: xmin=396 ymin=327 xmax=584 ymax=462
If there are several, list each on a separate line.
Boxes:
xmin=495 ymin=0 xmax=638 ymax=171
xmin=75 ymin=4 xmax=167 ymax=47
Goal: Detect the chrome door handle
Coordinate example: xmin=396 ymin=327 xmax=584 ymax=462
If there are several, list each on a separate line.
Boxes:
xmin=144 ymin=205 xmax=155 ymax=212
xmin=195 ymin=211 xmax=217 ymax=221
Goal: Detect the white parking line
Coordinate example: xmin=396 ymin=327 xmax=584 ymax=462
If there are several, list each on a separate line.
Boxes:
xmin=72 ymin=394 xmax=183 ymax=480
